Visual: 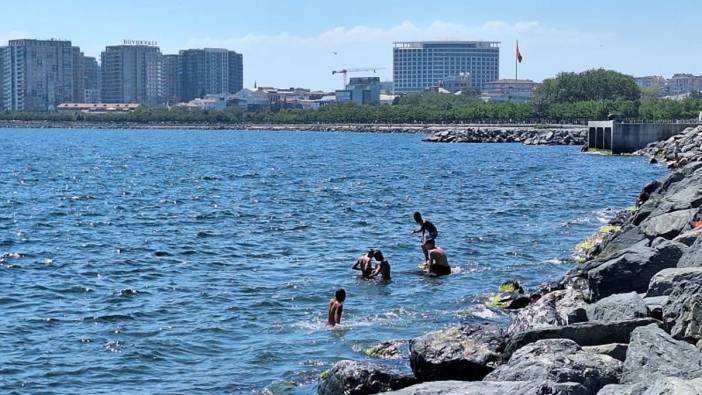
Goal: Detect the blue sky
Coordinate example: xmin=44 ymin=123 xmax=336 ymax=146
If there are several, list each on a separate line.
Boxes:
xmin=2 ymin=0 xmax=700 ymax=90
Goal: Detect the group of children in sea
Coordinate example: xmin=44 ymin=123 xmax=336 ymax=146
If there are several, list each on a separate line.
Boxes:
xmin=327 ymin=211 xmax=450 ymax=326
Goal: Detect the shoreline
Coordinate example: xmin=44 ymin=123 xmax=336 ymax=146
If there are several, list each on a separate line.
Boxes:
xmin=319 ymin=126 xmax=702 ymax=394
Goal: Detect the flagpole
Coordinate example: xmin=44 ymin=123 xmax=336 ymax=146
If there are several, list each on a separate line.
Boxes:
xmin=515 ymin=40 xmax=518 ymax=80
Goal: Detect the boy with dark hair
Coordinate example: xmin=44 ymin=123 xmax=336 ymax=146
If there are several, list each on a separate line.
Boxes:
xmin=424 ymin=239 xmax=450 ymax=276
xmin=328 ymin=288 xmax=346 ymax=326
xmin=412 ymin=211 xmax=438 ymax=263
xmin=371 ymin=250 xmax=391 ymax=281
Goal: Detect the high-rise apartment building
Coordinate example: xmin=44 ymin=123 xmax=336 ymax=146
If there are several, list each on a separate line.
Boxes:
xmin=101 ymin=42 xmax=163 ymax=104
xmin=179 ymin=48 xmax=243 ymax=102
xmin=82 ymin=56 xmax=100 ymax=103
xmin=1 ymin=39 xmax=80 ymax=111
xmin=393 ymin=41 xmax=500 ymax=93
xmin=162 ymin=54 xmax=181 ymax=103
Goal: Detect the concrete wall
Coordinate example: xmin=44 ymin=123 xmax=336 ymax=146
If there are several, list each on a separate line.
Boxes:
xmin=612 ymin=123 xmax=698 ymax=154
xmin=587 ymin=121 xmax=699 ymax=154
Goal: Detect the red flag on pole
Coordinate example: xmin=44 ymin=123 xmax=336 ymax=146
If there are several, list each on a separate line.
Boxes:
xmin=516 ymin=42 xmax=523 ymax=63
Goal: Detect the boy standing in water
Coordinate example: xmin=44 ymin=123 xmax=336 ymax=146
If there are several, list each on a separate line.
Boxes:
xmin=412 ymin=212 xmax=438 ymax=263
xmin=371 ymin=250 xmax=391 ymax=281
xmin=425 ymin=239 xmax=451 ymax=276
xmin=352 ymin=249 xmax=375 ymax=278
xmin=328 ymin=288 xmax=346 ymax=326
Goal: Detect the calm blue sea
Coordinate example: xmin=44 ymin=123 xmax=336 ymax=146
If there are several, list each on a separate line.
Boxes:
xmin=0 ymin=129 xmax=665 ymax=394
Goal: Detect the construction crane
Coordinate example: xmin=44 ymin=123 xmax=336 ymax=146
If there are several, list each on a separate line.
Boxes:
xmin=332 ymin=67 xmax=385 ymax=88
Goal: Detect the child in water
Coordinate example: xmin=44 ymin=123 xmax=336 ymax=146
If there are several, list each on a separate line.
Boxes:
xmin=412 ymin=211 xmax=438 ymax=263
xmin=370 ymin=250 xmax=391 ymax=281
xmin=327 ymin=288 xmax=346 ymax=326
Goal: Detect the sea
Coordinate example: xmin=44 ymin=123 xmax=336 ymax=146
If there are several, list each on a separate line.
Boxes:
xmin=0 ymin=128 xmax=665 ymax=394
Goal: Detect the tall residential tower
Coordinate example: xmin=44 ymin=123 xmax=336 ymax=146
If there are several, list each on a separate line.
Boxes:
xmin=179 ymin=48 xmax=243 ymax=102
xmin=393 ymin=41 xmax=500 ymax=93
xmin=101 ymin=41 xmax=163 ymax=104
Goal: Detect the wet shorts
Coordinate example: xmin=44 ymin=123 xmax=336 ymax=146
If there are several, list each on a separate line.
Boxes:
xmin=430 ymin=265 xmax=451 ymax=276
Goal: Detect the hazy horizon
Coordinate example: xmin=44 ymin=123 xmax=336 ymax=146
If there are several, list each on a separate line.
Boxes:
xmin=2 ymin=0 xmax=701 ymax=91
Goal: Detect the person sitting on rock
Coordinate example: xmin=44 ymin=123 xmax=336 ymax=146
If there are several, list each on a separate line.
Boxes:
xmin=412 ymin=211 xmax=438 ymax=263
xmin=424 ymin=239 xmax=450 ymax=276
xmin=352 ymin=249 xmax=375 ymax=279
xmin=327 ymin=288 xmax=346 ymax=327
xmin=370 ymin=250 xmax=391 ymax=281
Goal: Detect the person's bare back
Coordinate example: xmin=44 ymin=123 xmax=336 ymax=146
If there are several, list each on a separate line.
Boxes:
xmin=327 ymin=289 xmax=346 ymax=326
xmin=426 ymin=241 xmax=450 ymax=276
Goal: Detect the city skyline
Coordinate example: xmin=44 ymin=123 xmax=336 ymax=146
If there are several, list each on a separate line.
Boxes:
xmin=2 ymin=0 xmax=701 ymax=91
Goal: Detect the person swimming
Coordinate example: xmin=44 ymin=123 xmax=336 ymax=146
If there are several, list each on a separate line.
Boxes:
xmin=327 ymin=288 xmax=346 ymax=326
xmin=412 ymin=211 xmax=438 ymax=263
xmin=370 ymin=249 xmax=391 ymax=281
xmin=352 ymin=249 xmax=375 ymax=279
xmin=424 ymin=239 xmax=450 ymax=276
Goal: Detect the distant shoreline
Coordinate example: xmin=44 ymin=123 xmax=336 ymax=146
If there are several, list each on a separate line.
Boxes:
xmin=0 ymin=120 xmax=585 ymax=134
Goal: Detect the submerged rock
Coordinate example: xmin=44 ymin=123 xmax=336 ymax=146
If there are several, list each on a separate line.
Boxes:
xmin=317 ymin=360 xmax=415 ymax=395
xmin=409 ymin=325 xmax=506 ymax=381
xmin=484 ymin=339 xmax=621 ymax=394
xmin=621 ymin=324 xmax=702 ymax=385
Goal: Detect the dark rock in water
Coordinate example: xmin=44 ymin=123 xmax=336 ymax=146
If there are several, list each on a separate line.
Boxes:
xmin=678 ymin=236 xmax=702 ymax=267
xmin=639 ymin=209 xmax=697 ymax=239
xmin=586 ymin=240 xmax=685 ymax=301
xmin=409 ymin=325 xmax=506 ymax=381
xmin=662 ymin=280 xmax=702 ymax=342
xmin=383 ymin=380 xmax=589 ymax=395
xmin=360 ymin=341 xmax=405 ymax=359
xmin=582 ymin=343 xmax=628 ymax=362
xmin=317 ymin=360 xmax=415 ymax=395
xmin=586 ymin=292 xmax=649 ymax=322
xmin=498 ymin=280 xmax=524 ymax=294
xmin=505 ymin=318 xmax=661 ymax=358
xmin=503 ymin=294 xmax=530 ymax=309
xmin=647 ymin=267 xmax=702 ymax=297
xmin=484 ymin=339 xmax=621 ymax=394
xmin=507 ymin=288 xmax=587 ymax=335
xmin=621 ymin=324 xmax=702 ymax=385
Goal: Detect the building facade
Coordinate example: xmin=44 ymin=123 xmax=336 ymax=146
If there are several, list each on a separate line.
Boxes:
xmin=666 ymin=74 xmax=702 ymax=96
xmin=393 ymin=41 xmax=499 ymax=94
xmin=179 ymin=48 xmax=243 ymax=102
xmin=101 ymin=43 xmax=164 ymax=104
xmin=1 ymin=39 xmax=80 ymax=111
xmin=480 ymin=79 xmax=539 ymax=103
xmin=82 ymin=55 xmax=100 ymax=103
xmin=336 ymin=77 xmax=381 ymax=105
xmin=162 ymin=54 xmax=181 ymax=103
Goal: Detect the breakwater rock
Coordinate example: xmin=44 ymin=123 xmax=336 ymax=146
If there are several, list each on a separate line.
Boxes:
xmin=423 ymin=127 xmax=587 ymax=145
xmin=317 ymin=161 xmax=702 ymax=394
xmin=634 ymin=125 xmax=702 ymax=168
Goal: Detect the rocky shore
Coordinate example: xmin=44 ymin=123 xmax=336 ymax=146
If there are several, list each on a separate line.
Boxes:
xmin=423 ymin=126 xmax=587 ymax=145
xmin=318 ymin=159 xmax=702 ymax=393
xmin=634 ymin=125 xmax=702 ymax=169
xmin=0 ymin=119 xmax=584 ymax=144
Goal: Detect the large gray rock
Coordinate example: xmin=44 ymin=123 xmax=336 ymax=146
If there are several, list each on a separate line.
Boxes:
xmin=663 ymin=280 xmax=702 ymax=342
xmin=597 ymin=225 xmax=649 ymax=260
xmin=678 ymin=236 xmax=702 ymax=267
xmin=317 ymin=360 xmax=416 ymax=395
xmin=639 ymin=209 xmax=697 ymax=239
xmin=507 ymin=288 xmax=587 ymax=335
xmin=582 ymin=343 xmax=628 ymax=362
xmin=621 ymin=324 xmax=702 ymax=384
xmin=643 ymin=295 xmax=669 ymax=320
xmin=409 ymin=325 xmax=506 ymax=381
xmin=647 ymin=267 xmax=702 ymax=297
xmin=383 ymin=380 xmax=588 ymax=395
xmin=673 ymin=227 xmax=702 ymax=247
xmin=587 ymin=240 xmax=685 ymax=301
xmin=505 ymin=318 xmax=660 ymax=358
xmin=601 ymin=377 xmax=702 ymax=395
xmin=484 ymin=339 xmax=621 ymax=394
xmin=586 ymin=292 xmax=648 ymax=322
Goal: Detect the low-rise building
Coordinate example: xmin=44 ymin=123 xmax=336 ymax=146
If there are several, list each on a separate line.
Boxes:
xmin=57 ymin=102 xmax=141 ymax=113
xmin=441 ymin=73 xmax=472 ymax=93
xmin=666 ymin=74 xmax=702 ymax=96
xmin=336 ymin=77 xmax=381 ymax=105
xmin=634 ymin=75 xmax=666 ymax=90
xmin=481 ymin=79 xmax=539 ymax=103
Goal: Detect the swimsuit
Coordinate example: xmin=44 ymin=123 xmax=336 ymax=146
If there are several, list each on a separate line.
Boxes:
xmin=430 ymin=264 xmax=451 ymax=276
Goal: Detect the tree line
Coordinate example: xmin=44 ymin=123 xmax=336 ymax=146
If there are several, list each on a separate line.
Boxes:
xmin=1 ymin=69 xmax=701 ymax=124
